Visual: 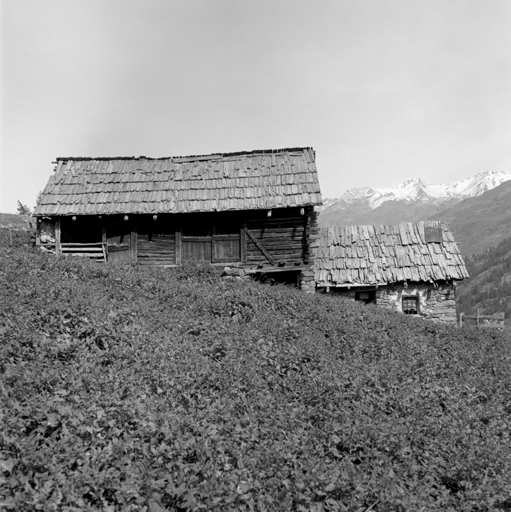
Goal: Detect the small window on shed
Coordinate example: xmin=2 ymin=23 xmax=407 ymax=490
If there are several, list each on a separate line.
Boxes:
xmin=402 ymin=296 xmax=419 ymax=315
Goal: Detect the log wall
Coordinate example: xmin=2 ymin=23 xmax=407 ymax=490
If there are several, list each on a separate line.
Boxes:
xmin=245 ymin=207 xmax=310 ymax=266
xmin=35 ymin=207 xmax=317 ymax=276
xmin=137 ymin=233 xmax=176 ymax=265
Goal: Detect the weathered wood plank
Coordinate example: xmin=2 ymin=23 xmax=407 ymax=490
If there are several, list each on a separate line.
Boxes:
xmin=61 ymin=247 xmax=105 ymax=253
xmin=244 ymin=230 xmax=306 ymax=238
xmin=247 ymin=216 xmax=305 ymax=225
xmin=247 ymin=240 xmax=305 ymax=249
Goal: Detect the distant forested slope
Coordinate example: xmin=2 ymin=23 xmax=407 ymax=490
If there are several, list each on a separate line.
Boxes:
xmin=456 ymin=235 xmax=511 ymax=324
xmin=427 ymin=179 xmax=511 ymax=256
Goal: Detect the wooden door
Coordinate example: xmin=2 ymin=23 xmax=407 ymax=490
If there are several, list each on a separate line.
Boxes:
xmin=106 ymin=220 xmax=131 ymax=264
xmin=181 ymin=213 xmax=241 ymax=263
xmin=212 ymin=221 xmax=240 ymax=262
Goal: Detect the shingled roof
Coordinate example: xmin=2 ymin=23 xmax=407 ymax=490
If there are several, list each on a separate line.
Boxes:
xmin=315 ymin=221 xmax=468 ymax=287
xmin=34 ymin=147 xmax=322 ymax=216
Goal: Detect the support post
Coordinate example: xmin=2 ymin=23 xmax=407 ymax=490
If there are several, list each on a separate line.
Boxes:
xmin=55 ymin=218 xmax=61 ymax=256
xmin=240 ymin=221 xmax=247 ymax=263
xmin=102 ymin=224 xmax=107 ymax=262
xmin=36 ymin=219 xmax=41 ymax=246
xmin=130 ymin=224 xmax=137 ymax=265
xmin=175 ymin=225 xmax=182 ymax=265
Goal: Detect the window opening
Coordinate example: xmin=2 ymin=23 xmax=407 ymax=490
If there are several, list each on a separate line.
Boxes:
xmin=402 ymin=296 xmax=419 ymax=315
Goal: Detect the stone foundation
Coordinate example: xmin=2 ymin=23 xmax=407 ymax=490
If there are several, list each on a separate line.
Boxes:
xmin=324 ymin=281 xmax=457 ymax=323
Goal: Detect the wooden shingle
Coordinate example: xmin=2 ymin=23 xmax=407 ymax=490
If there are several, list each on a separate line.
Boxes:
xmin=314 ymin=221 xmax=469 ymax=286
xmin=34 ymin=148 xmax=321 ymax=216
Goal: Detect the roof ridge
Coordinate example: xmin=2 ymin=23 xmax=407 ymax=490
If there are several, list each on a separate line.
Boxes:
xmin=55 ymin=147 xmax=314 ymax=162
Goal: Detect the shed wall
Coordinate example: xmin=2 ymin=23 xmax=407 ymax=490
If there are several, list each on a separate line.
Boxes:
xmin=326 ymin=281 xmax=457 ymax=323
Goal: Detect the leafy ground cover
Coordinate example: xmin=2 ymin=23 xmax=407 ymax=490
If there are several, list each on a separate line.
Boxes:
xmin=1 ymin=244 xmax=511 ymax=511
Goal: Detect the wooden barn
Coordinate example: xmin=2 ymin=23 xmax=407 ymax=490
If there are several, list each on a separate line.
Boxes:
xmin=314 ymin=221 xmax=469 ymax=322
xmin=33 ymin=147 xmax=322 ymax=289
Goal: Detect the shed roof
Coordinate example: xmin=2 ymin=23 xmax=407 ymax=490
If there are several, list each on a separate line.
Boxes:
xmin=34 ymin=147 xmax=322 ymax=216
xmin=315 ymin=221 xmax=469 ymax=286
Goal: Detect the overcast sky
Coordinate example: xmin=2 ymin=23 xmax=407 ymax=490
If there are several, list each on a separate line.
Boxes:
xmin=1 ymin=0 xmax=510 ymax=212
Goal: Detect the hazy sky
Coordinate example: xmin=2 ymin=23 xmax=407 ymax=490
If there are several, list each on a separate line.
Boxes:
xmin=1 ymin=0 xmax=510 ymax=212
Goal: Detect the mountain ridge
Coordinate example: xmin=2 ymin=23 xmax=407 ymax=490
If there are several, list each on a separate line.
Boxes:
xmin=318 ymin=170 xmax=511 ymax=228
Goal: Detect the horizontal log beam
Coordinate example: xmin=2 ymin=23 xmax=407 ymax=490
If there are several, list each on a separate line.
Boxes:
xmin=61 ymin=242 xmax=105 ymax=246
xmin=247 ymin=216 xmax=304 ymax=225
xmin=61 ymin=248 xmax=104 ymax=253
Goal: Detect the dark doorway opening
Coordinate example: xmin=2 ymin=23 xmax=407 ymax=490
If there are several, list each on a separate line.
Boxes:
xmin=355 ymin=290 xmax=376 ymax=304
xmin=253 ymin=270 xmax=300 ymax=287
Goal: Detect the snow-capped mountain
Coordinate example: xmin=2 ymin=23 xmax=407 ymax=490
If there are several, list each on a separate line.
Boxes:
xmin=318 ymin=170 xmax=511 ymax=227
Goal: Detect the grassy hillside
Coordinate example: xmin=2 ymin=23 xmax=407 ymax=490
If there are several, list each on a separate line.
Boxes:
xmin=0 ymin=213 xmax=33 ymax=230
xmin=1 ymin=246 xmax=511 ymax=511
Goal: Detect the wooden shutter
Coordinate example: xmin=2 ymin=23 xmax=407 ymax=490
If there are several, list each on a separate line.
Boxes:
xmin=212 ymin=221 xmax=240 ymax=263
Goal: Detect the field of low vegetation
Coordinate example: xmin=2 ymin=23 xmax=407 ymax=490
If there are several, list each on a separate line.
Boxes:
xmin=1 ymin=232 xmax=511 ymax=511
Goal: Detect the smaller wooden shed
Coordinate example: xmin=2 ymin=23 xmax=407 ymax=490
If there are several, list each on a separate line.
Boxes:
xmin=314 ymin=221 xmax=469 ymax=323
